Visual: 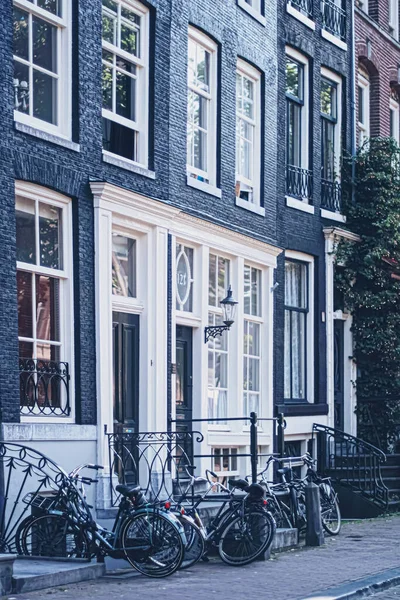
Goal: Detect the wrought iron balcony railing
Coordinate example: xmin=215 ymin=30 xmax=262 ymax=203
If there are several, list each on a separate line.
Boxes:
xmin=321 ymin=0 xmax=346 ymax=41
xmin=321 ymin=178 xmax=342 ymax=212
xmin=286 ymin=165 xmax=313 ymax=202
xmin=19 ymin=358 xmax=71 ymax=417
xmin=288 ymin=0 xmax=313 ymax=19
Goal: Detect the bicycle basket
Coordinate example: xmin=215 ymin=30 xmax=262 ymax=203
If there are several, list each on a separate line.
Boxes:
xmin=22 ymin=491 xmax=60 ymax=512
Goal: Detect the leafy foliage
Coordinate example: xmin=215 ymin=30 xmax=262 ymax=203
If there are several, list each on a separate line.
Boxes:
xmin=336 ymin=138 xmax=400 ymax=450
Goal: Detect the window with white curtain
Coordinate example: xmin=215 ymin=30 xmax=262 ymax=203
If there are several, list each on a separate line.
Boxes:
xmin=208 ymin=253 xmax=230 ymax=423
xmin=284 ymin=260 xmax=309 ymax=402
xmin=243 ymin=265 xmax=262 ymax=416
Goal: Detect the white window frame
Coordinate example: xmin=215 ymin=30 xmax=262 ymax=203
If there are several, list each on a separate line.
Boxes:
xmin=237 ymin=0 xmax=266 ymax=25
xmin=357 ymin=0 xmax=368 ymax=13
xmin=187 ymin=27 xmax=218 ymax=188
xmin=321 ymin=67 xmax=342 ymax=182
xmin=358 ymin=71 xmax=370 ymax=147
xmin=243 ymin=264 xmax=263 ymax=417
xmin=285 ymin=47 xmax=310 ymax=173
xmin=16 ymin=181 xmax=74 ymax=422
xmin=102 ymin=0 xmax=150 ymax=168
xmin=235 ymin=59 xmax=262 ymax=214
xmin=390 ymin=97 xmax=400 ymax=144
xmin=284 ymin=251 xmax=314 ymax=404
xmin=389 ymin=0 xmax=399 ymax=39
xmin=207 ymin=252 xmax=230 ymax=425
xmin=13 ymin=0 xmax=71 ymax=139
xmin=175 ymin=241 xmax=195 ymax=314
xmin=212 ymin=447 xmax=239 ymax=482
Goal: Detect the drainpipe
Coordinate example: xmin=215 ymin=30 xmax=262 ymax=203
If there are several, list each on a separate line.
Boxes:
xmin=351 ymin=0 xmax=357 ymax=197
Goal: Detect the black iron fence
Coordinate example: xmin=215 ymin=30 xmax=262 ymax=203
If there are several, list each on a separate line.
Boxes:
xmin=313 ymin=423 xmax=388 ymax=510
xmin=357 ymin=397 xmax=400 ymax=453
xmin=321 ymin=0 xmax=346 ymax=41
xmin=286 ymin=165 xmax=313 ymax=202
xmin=288 ymin=0 xmax=313 ymax=19
xmin=321 ymin=179 xmax=342 ymax=213
xmin=107 ymin=413 xmax=286 ymax=506
xmin=19 ymin=358 xmax=70 ymax=417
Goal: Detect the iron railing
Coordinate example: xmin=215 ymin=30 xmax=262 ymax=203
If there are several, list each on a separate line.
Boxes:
xmin=288 ymin=0 xmax=313 ymax=19
xmin=312 ymin=423 xmax=389 ymax=510
xmin=19 ymin=358 xmax=70 ymax=417
xmin=107 ymin=413 xmax=286 ymax=506
xmin=321 ymin=178 xmax=342 ymax=212
xmin=286 ymin=165 xmax=313 ymax=202
xmin=321 ymin=0 xmax=346 ymax=41
xmin=357 ymin=397 xmax=400 ymax=453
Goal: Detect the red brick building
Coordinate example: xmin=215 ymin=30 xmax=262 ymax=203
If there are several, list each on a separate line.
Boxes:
xmin=355 ymin=0 xmax=400 ymax=144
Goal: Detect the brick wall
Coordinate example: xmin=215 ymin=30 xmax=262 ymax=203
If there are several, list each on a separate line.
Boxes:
xmin=355 ymin=4 xmax=400 ymax=138
xmin=274 ymin=0 xmax=353 ymax=416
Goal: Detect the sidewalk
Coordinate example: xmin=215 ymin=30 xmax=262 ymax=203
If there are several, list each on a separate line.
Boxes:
xmin=13 ymin=515 xmax=400 ymax=600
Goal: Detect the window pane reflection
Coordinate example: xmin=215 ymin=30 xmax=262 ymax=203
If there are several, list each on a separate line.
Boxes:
xmin=112 ymin=235 xmax=136 ymax=297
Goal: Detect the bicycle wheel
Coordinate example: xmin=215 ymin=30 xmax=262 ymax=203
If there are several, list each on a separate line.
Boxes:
xmin=218 ymin=508 xmax=276 ymax=566
xmin=320 ymin=484 xmax=341 ymax=535
xmin=121 ymin=511 xmax=184 ymax=577
xmin=265 ymin=495 xmax=292 ymax=529
xmin=178 ymin=514 xmax=205 ymax=569
xmin=16 ymin=514 xmax=90 ymax=558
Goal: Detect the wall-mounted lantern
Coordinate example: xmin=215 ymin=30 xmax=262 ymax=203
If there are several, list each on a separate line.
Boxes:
xmin=204 ymin=286 xmax=238 ymax=343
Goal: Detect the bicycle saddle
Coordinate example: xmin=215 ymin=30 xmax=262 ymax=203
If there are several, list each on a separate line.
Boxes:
xmin=116 ymin=484 xmax=142 ymax=497
xmin=277 ymin=467 xmax=291 ymax=476
xmin=229 ymin=478 xmax=248 ymax=491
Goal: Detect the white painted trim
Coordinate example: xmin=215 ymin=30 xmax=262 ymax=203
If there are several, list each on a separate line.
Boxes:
xmin=390 ymin=97 xmax=400 ymax=144
xmin=321 ymin=29 xmax=348 ymax=51
xmin=235 ymin=196 xmax=265 ymax=215
xmin=286 ymin=196 xmax=315 ymax=214
xmin=358 ymin=72 xmax=370 ymax=147
xmin=90 ymin=182 xmax=281 ymax=264
xmin=187 ymin=176 xmax=222 ymax=198
xmin=14 ymin=122 xmax=80 ymax=151
xmin=321 ymin=208 xmax=346 ymax=222
xmin=284 ymin=250 xmax=315 ymax=405
xmin=102 ymin=150 xmax=155 ymax=178
xmin=389 ymin=0 xmax=399 ymax=40
xmin=13 ymin=0 xmax=71 ymax=139
xmin=237 ymin=0 xmax=266 ymax=25
xmin=15 ymin=181 xmax=75 ymax=422
xmin=187 ymin=27 xmax=218 ymax=187
xmin=286 ymin=3 xmax=316 ymax=29
xmin=236 ymin=59 xmax=262 ymax=209
xmin=2 ymin=423 xmax=97 ymax=442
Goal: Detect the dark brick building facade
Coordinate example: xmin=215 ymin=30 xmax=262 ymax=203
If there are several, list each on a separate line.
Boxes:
xmin=0 ymin=0 xmax=354 ymax=482
xmin=355 ymin=0 xmax=400 ymax=140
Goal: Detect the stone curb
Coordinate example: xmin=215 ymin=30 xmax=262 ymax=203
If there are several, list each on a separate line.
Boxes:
xmin=301 ymin=567 xmax=400 ymax=599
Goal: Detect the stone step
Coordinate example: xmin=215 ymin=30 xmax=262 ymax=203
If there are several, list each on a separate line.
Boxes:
xmin=12 ymin=558 xmax=105 ymax=594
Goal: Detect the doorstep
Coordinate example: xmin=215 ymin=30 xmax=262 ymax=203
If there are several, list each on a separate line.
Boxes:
xmin=12 ymin=557 xmax=105 ymax=594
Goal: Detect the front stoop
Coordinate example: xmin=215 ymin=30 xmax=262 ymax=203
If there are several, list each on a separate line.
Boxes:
xmin=0 ymin=554 xmax=16 ymax=595
xmin=12 ymin=558 xmax=105 ymax=594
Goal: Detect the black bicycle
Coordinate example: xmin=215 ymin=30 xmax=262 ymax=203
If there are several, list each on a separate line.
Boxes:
xmin=15 ymin=463 xmax=186 ymax=578
xmin=169 ymin=468 xmax=276 ymax=568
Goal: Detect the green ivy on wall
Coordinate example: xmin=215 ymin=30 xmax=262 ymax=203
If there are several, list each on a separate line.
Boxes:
xmin=336 ymin=138 xmax=400 ymax=451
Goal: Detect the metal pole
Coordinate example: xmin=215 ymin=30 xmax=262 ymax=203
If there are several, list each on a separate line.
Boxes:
xmin=250 ymin=412 xmax=258 ymax=483
xmin=277 ymin=412 xmax=285 ymax=458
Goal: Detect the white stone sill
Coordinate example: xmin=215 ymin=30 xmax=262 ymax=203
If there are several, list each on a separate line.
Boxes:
xmin=237 ymin=0 xmax=266 ymax=25
xmin=187 ymin=176 xmax=222 ymax=198
xmin=102 ymin=151 xmax=155 ymax=179
xmin=321 ymin=29 xmax=348 ymax=51
xmin=286 ymin=3 xmax=316 ymax=30
xmin=286 ymin=196 xmax=315 ymax=214
xmin=235 ymin=196 xmax=265 ymax=216
xmin=320 ymin=208 xmax=346 ymax=222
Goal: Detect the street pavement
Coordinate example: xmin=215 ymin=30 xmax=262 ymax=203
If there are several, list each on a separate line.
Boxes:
xmin=13 ymin=515 xmax=400 ymax=600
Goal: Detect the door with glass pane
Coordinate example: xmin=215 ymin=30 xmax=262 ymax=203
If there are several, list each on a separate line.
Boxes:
xmin=113 ymin=312 xmax=140 ymax=432
xmin=176 ymin=326 xmax=193 ymax=464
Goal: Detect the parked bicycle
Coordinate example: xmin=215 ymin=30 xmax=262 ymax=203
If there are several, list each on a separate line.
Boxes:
xmin=168 ymin=467 xmax=276 ymax=568
xmin=15 ymin=463 xmax=186 ymax=578
xmin=258 ymin=453 xmax=341 ymax=535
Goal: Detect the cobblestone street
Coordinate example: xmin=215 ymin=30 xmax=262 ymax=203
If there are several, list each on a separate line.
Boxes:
xmin=13 ymin=516 xmax=400 ymax=600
